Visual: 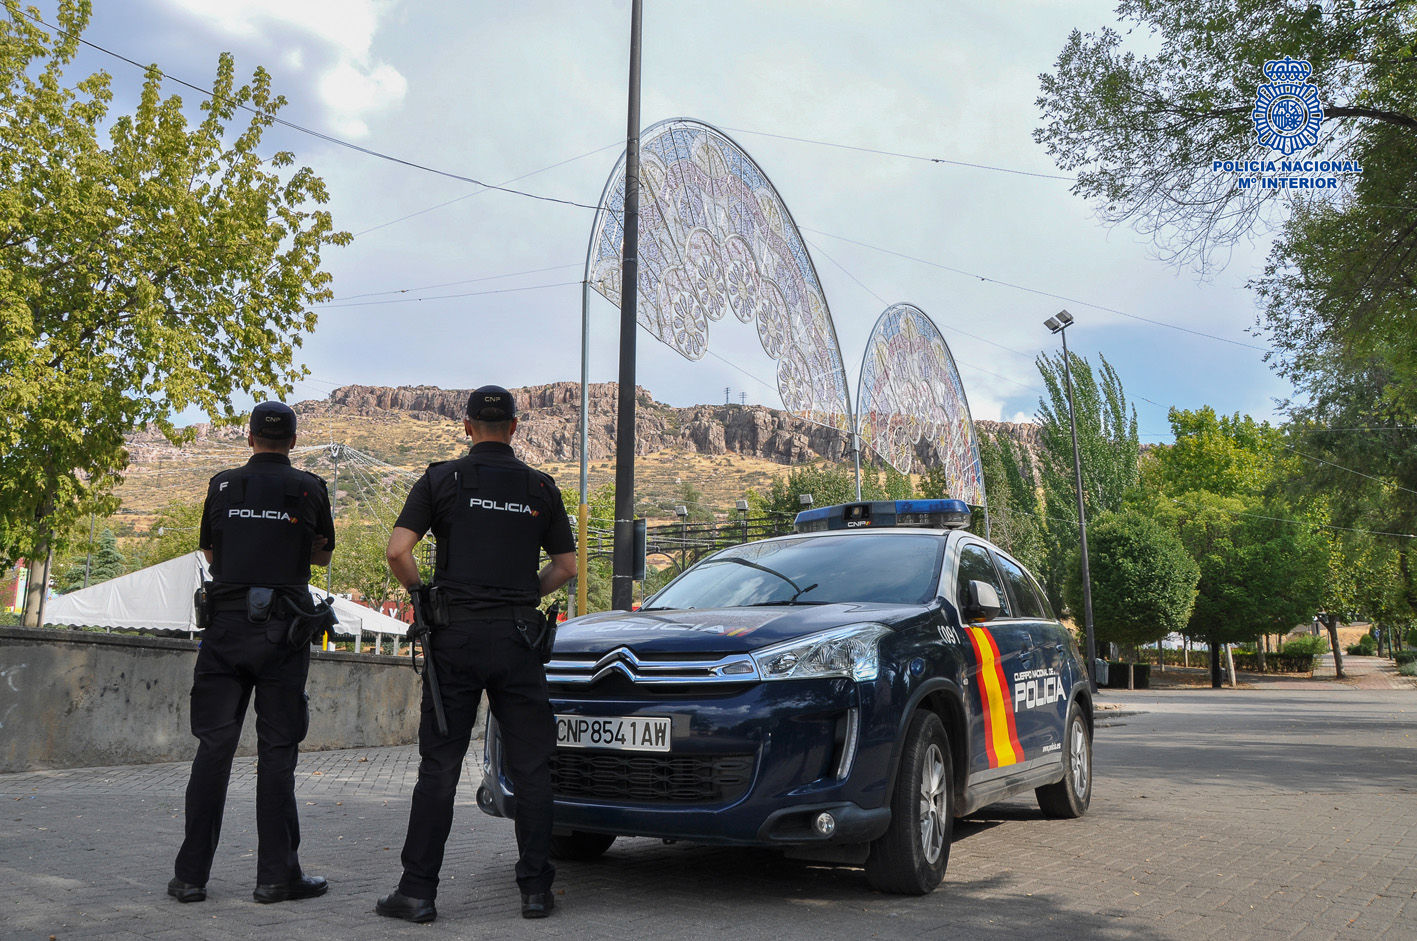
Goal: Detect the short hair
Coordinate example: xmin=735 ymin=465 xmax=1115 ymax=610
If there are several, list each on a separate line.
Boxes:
xmin=467 ymin=417 xmax=514 ymax=437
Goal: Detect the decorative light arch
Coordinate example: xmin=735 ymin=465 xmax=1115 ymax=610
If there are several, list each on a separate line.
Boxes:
xmin=856 ymin=304 xmax=986 ymax=506
xmin=586 ymin=118 xmax=852 ymax=433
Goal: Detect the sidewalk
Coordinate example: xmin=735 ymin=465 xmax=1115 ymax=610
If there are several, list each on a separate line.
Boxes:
xmin=3 ymin=687 xmax=1414 ymax=940
xmin=1312 ymin=652 xmax=1417 ymax=690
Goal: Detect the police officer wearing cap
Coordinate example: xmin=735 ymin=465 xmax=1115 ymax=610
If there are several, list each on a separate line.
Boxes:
xmin=376 ymin=385 xmax=576 ymax=924
xmin=169 ymin=401 xmax=336 ymax=905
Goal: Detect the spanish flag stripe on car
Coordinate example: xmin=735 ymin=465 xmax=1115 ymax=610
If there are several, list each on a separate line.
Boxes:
xmin=966 ymin=626 xmax=1023 ymax=768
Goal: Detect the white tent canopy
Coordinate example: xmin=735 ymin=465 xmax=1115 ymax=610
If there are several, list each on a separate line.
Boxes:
xmin=44 ymin=551 xmax=411 ymax=639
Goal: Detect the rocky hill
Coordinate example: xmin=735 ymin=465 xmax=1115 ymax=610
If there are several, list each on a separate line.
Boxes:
xmin=315 ymin=380 xmax=1040 ymax=468
xmin=118 ymin=382 xmax=1043 ymax=524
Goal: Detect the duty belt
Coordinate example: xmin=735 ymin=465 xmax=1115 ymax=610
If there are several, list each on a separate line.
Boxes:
xmin=446 ymin=603 xmax=542 ymax=623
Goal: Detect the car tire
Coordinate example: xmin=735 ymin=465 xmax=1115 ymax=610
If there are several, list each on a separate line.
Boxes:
xmin=1035 ymin=703 xmax=1091 ymax=818
xmin=548 ymin=830 xmax=617 ymax=861
xmin=865 ymin=711 xmax=953 ymax=895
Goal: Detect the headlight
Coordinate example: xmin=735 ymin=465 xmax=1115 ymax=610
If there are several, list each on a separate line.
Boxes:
xmin=750 ymin=624 xmax=892 ymax=682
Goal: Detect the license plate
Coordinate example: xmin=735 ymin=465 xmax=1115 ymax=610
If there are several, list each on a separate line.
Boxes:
xmin=555 ymin=714 xmax=671 ymax=752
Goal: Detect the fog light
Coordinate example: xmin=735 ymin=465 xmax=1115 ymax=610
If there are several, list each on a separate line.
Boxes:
xmin=814 ymin=812 xmax=836 ymax=836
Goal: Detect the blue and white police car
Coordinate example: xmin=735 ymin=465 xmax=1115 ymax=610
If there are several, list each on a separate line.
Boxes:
xmin=478 ymin=499 xmax=1094 ymax=894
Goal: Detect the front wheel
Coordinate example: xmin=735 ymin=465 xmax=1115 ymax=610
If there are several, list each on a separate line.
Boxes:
xmin=548 ymin=830 xmax=617 ymax=860
xmin=1035 ymin=704 xmax=1091 ymax=818
xmin=865 ymin=711 xmax=953 ymax=895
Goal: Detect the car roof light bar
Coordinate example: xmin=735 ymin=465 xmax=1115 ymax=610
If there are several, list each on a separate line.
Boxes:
xmin=794 ymin=499 xmax=972 ymax=533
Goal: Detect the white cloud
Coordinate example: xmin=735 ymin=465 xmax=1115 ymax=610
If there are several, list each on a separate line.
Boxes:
xmin=163 ymin=0 xmax=406 ymax=137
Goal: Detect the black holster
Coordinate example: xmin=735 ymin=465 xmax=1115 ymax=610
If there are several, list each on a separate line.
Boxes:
xmin=515 ymin=603 xmax=559 ymax=664
xmin=281 ymin=590 xmax=339 ymax=648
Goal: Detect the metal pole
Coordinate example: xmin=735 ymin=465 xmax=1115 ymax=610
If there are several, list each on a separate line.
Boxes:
xmin=1060 ymin=328 xmax=1098 ymax=692
xmin=35 ymin=544 xmax=53 ymax=629
xmin=852 ymin=432 xmax=862 ymax=501
xmin=82 ymin=511 xmax=95 ymax=589
xmin=578 ymin=279 xmax=590 ymax=617
xmin=326 ymin=445 xmax=341 ymax=596
xmin=611 ymin=0 xmax=643 ymax=611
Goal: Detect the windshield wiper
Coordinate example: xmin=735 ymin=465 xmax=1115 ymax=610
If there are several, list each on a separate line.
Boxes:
xmin=700 ymin=556 xmax=818 ymax=603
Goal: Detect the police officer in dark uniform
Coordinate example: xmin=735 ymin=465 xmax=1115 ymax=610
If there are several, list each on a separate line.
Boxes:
xmin=168 ymin=402 xmax=336 ymax=905
xmin=375 ymin=385 xmax=576 ymax=924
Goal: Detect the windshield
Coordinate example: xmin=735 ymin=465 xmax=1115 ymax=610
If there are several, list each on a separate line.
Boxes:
xmin=645 ymin=533 xmax=945 ymax=610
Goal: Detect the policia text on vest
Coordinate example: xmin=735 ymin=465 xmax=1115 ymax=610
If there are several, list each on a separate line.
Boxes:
xmin=170 ymin=401 xmax=337 ymax=906
xmin=376 ymin=385 xmax=577 ymax=925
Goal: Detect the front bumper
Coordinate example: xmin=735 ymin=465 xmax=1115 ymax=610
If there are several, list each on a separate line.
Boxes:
xmin=478 ymin=676 xmax=895 ymax=847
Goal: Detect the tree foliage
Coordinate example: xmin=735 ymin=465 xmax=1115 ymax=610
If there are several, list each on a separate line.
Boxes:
xmin=1063 ymin=508 xmax=1199 ymax=651
xmin=1149 ymin=407 xmax=1283 ymax=498
xmin=0 ymin=2 xmax=348 ymax=573
xmin=971 ymin=430 xmax=1046 ymax=580
xmin=1033 ymin=350 xmax=1140 ymax=609
xmin=1035 ymin=0 xmax=1417 ymax=273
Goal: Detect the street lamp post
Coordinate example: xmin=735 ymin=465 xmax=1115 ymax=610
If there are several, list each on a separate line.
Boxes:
xmin=736 ymin=499 xmax=749 ymax=544
xmin=1044 ymin=309 xmax=1098 ymax=692
xmin=674 ymin=504 xmax=688 ymax=571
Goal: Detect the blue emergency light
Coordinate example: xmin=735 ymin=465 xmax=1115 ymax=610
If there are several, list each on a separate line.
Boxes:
xmin=794 ymin=499 xmax=972 ymax=533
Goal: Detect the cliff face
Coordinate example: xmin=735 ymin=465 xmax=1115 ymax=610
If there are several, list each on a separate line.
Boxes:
xmin=317 ymin=382 xmax=1033 ymax=469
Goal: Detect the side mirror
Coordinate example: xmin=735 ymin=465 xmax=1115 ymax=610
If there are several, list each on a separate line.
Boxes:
xmin=963 ymin=580 xmax=1001 ymax=623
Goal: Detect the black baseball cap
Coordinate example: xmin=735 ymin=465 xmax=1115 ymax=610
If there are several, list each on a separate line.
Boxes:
xmin=250 ymin=401 xmax=297 ymax=439
xmin=467 ymin=385 xmax=516 ymax=421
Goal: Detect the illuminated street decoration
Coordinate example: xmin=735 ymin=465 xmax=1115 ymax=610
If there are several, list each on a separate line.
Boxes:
xmin=587 ymin=118 xmax=852 ymax=433
xmin=857 ymin=304 xmax=985 ymax=506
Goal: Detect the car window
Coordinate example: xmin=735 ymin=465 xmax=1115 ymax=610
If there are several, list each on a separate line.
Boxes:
xmin=955 ymin=543 xmax=1010 ymax=617
xmin=994 ymin=553 xmax=1046 ymax=620
xmin=646 ymin=533 xmax=945 ymax=609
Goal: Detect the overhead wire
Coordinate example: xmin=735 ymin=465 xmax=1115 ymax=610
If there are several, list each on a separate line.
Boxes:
xmin=800 ymin=226 xmax=1272 ymax=353
xmin=22 ymin=9 xmax=602 ymax=211
xmin=316 ymin=280 xmax=582 ymax=309
xmin=719 ymin=126 xmax=1077 ymax=181
xmin=331 ymin=263 xmax=582 ymax=302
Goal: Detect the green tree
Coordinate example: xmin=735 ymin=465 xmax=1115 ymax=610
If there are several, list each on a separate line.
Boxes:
xmin=1063 ymin=509 xmax=1199 ymax=688
xmin=754 ymin=462 xmax=889 ymax=521
xmin=324 ymin=522 xmax=403 ymax=610
xmin=55 ymin=528 xmax=125 ymax=592
xmin=1034 ymin=350 xmax=1140 ymax=611
xmin=968 ymin=430 xmax=1045 ymax=579
xmin=1165 ymin=493 xmax=1325 ymax=686
xmin=0 ymin=3 xmax=348 ymax=623
xmin=1151 ymin=407 xmax=1283 ymax=499
xmin=132 ymin=501 xmax=204 ymax=570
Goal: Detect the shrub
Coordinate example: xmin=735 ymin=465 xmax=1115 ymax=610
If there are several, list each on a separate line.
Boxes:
xmin=1400 ymin=661 xmax=1417 ymax=678
xmin=1394 ymin=650 xmax=1416 ymax=666
xmin=1345 ymin=634 xmax=1378 ymax=656
xmin=1282 ymin=634 xmax=1329 ymax=657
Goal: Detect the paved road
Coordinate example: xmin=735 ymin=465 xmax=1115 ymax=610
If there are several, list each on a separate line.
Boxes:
xmin=2 ymin=683 xmax=1413 ymax=941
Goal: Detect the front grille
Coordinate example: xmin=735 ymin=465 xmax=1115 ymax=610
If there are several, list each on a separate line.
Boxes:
xmin=551 ymin=752 xmax=754 ymax=803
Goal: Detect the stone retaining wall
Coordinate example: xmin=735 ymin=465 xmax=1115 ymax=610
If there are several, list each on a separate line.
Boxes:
xmin=0 ymin=626 xmax=423 ymax=773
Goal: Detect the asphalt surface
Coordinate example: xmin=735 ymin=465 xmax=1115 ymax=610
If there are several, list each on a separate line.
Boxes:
xmin=1 ymin=671 xmax=1413 ymax=940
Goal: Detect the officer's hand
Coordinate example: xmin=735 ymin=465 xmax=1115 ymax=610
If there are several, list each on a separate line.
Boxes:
xmin=312 ymin=535 xmax=329 ymax=550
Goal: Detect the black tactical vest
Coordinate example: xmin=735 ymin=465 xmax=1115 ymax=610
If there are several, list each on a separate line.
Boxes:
xmin=207 ymin=465 xmax=316 ymax=587
xmin=434 ymin=456 xmax=553 ymax=602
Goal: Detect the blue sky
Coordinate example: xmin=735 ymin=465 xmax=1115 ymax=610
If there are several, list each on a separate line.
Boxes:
xmin=57 ymin=0 xmax=1293 ymax=442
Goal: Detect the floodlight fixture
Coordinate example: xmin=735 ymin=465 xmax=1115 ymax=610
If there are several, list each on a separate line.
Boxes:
xmin=674 ymin=505 xmax=688 ymax=519
xmin=799 ymin=493 xmax=814 ymax=506
xmin=736 ymin=499 xmax=750 ymax=512
xmin=1044 ymin=316 xmax=1062 ymax=333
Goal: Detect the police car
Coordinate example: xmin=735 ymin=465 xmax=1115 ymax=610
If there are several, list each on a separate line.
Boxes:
xmin=478 ymin=499 xmax=1093 ymax=894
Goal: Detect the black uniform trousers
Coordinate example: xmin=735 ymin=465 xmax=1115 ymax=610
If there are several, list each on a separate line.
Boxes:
xmin=398 ymin=617 xmax=556 ymax=900
xmin=174 ymin=609 xmax=312 ymax=887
